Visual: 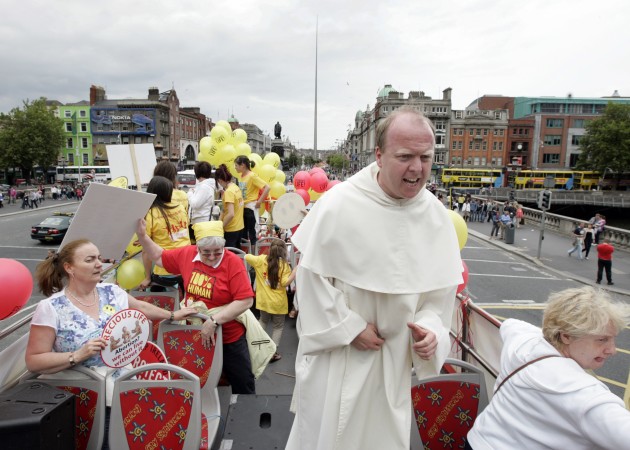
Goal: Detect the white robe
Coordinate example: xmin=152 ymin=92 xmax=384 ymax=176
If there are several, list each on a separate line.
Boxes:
xmin=286 ymin=163 xmax=462 ymax=450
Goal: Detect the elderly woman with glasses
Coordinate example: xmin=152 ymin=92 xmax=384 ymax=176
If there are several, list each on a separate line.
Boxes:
xmin=466 ymin=286 xmax=630 ymax=450
xmin=136 ymin=219 xmax=256 ymax=394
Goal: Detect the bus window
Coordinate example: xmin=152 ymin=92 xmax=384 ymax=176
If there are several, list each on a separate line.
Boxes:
xmin=177 ymin=170 xmax=197 ymax=186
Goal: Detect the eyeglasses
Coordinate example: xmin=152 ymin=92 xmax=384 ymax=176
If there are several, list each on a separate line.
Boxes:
xmin=198 ymin=248 xmax=223 ymax=258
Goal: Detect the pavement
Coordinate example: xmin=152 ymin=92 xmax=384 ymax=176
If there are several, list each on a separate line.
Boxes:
xmin=464 ymin=217 xmax=630 ymax=298
xmin=2 ymin=197 xmax=629 ymax=297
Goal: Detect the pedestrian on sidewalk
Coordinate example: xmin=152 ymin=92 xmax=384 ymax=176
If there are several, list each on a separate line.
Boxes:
xmin=515 ymin=204 xmax=524 ymax=228
xmin=596 ymin=239 xmax=614 ymax=285
xmin=489 ymin=207 xmax=501 ymax=239
xmin=499 ymin=210 xmax=512 ymax=240
xmin=567 ymin=222 xmax=585 ymax=259
xmin=582 ymin=223 xmax=595 ymax=259
xmin=594 ymin=214 xmax=606 ymax=244
xmin=0 ymin=191 xmax=4 ymax=208
xmin=9 ymin=186 xmax=17 ymax=204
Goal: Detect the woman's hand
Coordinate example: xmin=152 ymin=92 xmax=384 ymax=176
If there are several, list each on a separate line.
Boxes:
xmin=76 ymin=338 xmax=107 ymax=363
xmin=200 ymin=319 xmax=217 ymax=348
xmin=139 ymin=277 xmax=152 ymax=290
xmin=136 ymin=218 xmax=147 ymax=238
xmin=174 ymin=306 xmax=198 ymax=321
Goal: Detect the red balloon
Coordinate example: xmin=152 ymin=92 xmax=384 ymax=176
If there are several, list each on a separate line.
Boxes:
xmin=456 ymin=261 xmax=469 ymax=295
xmin=293 ymin=171 xmax=311 ymax=191
xmin=295 ymin=188 xmax=310 ymax=206
xmin=326 ymin=180 xmax=341 ymax=190
xmin=0 ymin=258 xmax=33 ymax=319
xmin=311 ymin=172 xmax=329 ymax=193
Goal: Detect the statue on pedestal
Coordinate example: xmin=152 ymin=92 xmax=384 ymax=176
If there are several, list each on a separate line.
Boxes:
xmin=274 ymin=121 xmax=282 ymax=139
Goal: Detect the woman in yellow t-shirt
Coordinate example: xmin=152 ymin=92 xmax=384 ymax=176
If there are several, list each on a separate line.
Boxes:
xmin=139 ymin=176 xmax=190 ymax=292
xmin=153 ymin=160 xmax=189 ymax=214
xmin=215 ymin=164 xmax=245 ymax=248
xmin=235 ymin=155 xmax=271 ymax=246
xmin=245 ymin=239 xmax=297 ymax=362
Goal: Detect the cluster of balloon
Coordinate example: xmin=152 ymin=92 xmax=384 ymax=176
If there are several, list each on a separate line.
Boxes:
xmin=117 ymin=259 xmax=146 ymax=290
xmin=0 ymin=258 xmax=33 ymax=320
xmin=198 ymin=121 xmax=252 ymax=179
xmin=292 ymin=167 xmax=341 ymax=206
xmin=445 ymin=210 xmax=470 ymax=294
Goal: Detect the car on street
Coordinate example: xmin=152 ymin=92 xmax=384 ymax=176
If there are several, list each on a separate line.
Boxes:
xmin=30 ymin=212 xmax=74 ymax=243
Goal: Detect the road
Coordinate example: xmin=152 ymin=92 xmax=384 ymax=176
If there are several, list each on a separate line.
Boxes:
xmin=463 ymin=231 xmax=630 ymax=400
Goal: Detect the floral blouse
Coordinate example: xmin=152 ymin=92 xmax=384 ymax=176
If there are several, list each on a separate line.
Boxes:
xmin=31 ymin=283 xmax=128 ymax=368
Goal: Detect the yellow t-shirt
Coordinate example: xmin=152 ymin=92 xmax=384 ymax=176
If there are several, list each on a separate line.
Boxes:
xmin=171 ymin=189 xmax=189 ymax=216
xmin=245 ymin=254 xmax=291 ymax=314
xmin=145 ymin=202 xmax=190 ymax=275
xmin=222 ymin=183 xmax=245 ymax=232
xmin=241 ymin=172 xmax=268 ymax=204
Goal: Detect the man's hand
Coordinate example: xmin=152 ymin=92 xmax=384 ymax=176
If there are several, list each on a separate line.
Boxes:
xmin=351 ymin=323 xmax=385 ymax=351
xmin=408 ymin=323 xmax=437 ymax=360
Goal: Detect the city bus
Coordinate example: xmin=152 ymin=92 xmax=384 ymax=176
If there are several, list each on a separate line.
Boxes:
xmin=176 ymin=170 xmax=197 ymax=187
xmin=441 ymin=168 xmax=504 ymax=189
xmin=55 ymin=165 xmax=111 ymax=183
xmin=512 ymin=170 xmax=600 ymax=190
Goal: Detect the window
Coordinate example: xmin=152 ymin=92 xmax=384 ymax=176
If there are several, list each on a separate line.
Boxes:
xmin=452 ymin=141 xmax=458 ymax=150
xmin=468 ymin=141 xmax=473 ymax=150
xmin=458 ymin=141 xmax=463 ymax=150
xmin=98 ymin=138 xmax=104 ymax=144
xmin=468 ymin=129 xmax=473 ymax=136
xmin=481 ymin=157 xmax=487 ymax=166
xmin=499 ymin=129 xmax=504 ymax=136
xmin=494 ymin=111 xmax=502 ymax=119
xmin=83 ymin=153 xmax=89 ymax=165
xmin=546 ymin=118 xmax=564 ymax=128
xmin=66 ymin=138 xmax=73 ymax=148
xmin=451 ymin=157 xmax=457 ymax=165
xmin=436 ymin=135 xmax=445 ymax=145
xmin=573 ymin=119 xmax=586 ymax=128
xmin=79 ymin=110 xmax=87 ymax=118
xmin=544 ymin=135 xmax=562 ymax=146
xmin=493 ymin=129 xmax=498 ymax=136
xmin=474 ymin=157 xmax=480 ymax=166
xmin=474 ymin=142 xmax=480 ymax=150
xmin=64 ymin=110 xmax=71 ymax=118
xmin=482 ymin=141 xmax=487 ymax=150
xmin=80 ymin=122 xmax=87 ymax=132
xmin=498 ymin=142 xmax=503 ymax=151
xmin=571 ymin=135 xmax=582 ymax=145
xmin=65 ymin=123 xmax=73 ymax=132
xmin=135 ymin=137 xmax=142 ymax=144
xmin=493 ymin=142 xmax=497 ymax=150
xmin=496 ymin=158 xmax=502 ymax=166
xmin=68 ymin=153 xmax=74 ymax=164
xmin=542 ymin=153 xmax=560 ymax=164
xmin=455 ymin=111 xmax=463 ymax=119
xmin=483 ymin=129 xmax=488 ymax=136
xmin=81 ymin=137 xmax=88 ymax=148
xmin=435 ymin=121 xmax=446 ymax=131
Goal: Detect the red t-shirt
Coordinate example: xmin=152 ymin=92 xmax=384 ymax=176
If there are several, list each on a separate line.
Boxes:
xmin=596 ymin=243 xmax=614 ymax=261
xmin=161 ymin=245 xmax=253 ymax=343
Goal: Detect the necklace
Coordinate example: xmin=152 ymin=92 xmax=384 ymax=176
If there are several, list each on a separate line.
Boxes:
xmin=66 ymin=288 xmax=98 ymax=307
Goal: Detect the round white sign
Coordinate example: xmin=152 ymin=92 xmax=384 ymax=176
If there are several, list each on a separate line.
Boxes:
xmin=101 ymin=309 xmax=150 ymax=368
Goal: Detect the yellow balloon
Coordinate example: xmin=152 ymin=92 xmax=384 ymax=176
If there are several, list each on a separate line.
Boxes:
xmin=198 ymin=151 xmax=213 ymax=164
xmin=263 ymin=152 xmax=281 ymax=169
xmin=216 ymin=144 xmax=236 ymax=166
xmin=235 ymin=142 xmax=251 ymax=156
xmin=215 ymin=120 xmax=232 ymax=133
xmin=116 ymin=259 xmax=145 ymax=290
xmin=249 ymin=153 xmax=263 ymax=166
xmin=207 ymin=142 xmax=221 ymax=165
xmin=258 ymin=164 xmax=276 ymax=183
xmin=211 ymin=126 xmax=230 ymax=147
xmin=275 ymin=170 xmax=286 ymax=184
xmin=125 ymin=233 xmax=142 ymax=256
xmin=232 ymin=128 xmax=248 ymax=145
xmin=269 ymin=181 xmax=286 ymax=198
xmin=200 ymin=136 xmax=212 ymax=154
xmin=446 ymin=209 xmax=469 ymax=250
xmin=309 ymin=188 xmax=322 ymax=202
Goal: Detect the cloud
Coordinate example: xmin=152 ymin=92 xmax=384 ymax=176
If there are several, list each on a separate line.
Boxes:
xmin=1 ymin=0 xmax=629 ymax=150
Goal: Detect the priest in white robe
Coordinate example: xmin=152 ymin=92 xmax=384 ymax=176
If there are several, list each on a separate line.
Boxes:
xmin=286 ymin=108 xmax=463 ymax=450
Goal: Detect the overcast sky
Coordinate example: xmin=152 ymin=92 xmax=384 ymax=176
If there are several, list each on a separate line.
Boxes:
xmin=1 ymin=0 xmax=628 ymax=150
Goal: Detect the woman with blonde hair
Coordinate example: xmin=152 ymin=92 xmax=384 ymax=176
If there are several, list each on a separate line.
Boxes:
xmin=245 ymin=239 xmax=297 ymax=362
xmin=467 ymin=286 xmax=630 ymax=449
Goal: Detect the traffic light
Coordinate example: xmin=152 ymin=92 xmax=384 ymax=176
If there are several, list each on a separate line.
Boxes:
xmin=537 ymin=190 xmax=552 ymax=210
xmin=509 ymin=191 xmax=515 ymax=202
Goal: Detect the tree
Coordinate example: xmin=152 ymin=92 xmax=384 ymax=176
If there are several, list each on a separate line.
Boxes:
xmin=0 ymin=98 xmax=65 ymax=181
xmin=286 ymin=152 xmax=300 ymax=169
xmin=326 ymin=153 xmax=346 ymax=172
xmin=577 ymin=103 xmax=630 ymax=189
